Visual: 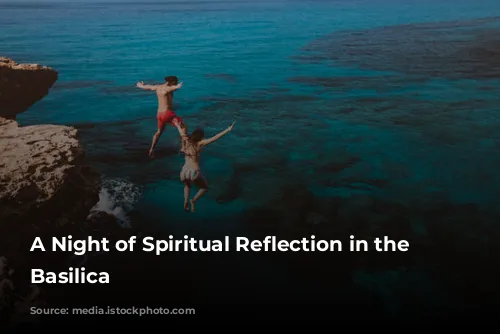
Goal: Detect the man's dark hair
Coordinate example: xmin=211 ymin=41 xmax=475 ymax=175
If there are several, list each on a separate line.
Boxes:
xmin=164 ymin=76 xmax=179 ymax=86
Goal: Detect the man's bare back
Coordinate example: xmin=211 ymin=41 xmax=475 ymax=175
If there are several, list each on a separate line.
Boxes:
xmin=136 ymin=81 xmax=182 ymax=112
xmin=136 ymin=76 xmax=183 ymax=158
xmin=155 ymin=85 xmax=174 ymax=113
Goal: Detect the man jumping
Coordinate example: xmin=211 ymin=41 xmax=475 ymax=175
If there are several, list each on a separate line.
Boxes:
xmin=136 ymin=76 xmax=184 ymax=158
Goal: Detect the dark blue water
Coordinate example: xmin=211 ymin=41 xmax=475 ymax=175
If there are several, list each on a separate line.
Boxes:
xmin=2 ymin=0 xmax=500 ymax=315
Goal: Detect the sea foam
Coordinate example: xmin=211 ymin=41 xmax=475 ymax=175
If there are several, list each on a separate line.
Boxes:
xmin=88 ymin=177 xmax=142 ymax=228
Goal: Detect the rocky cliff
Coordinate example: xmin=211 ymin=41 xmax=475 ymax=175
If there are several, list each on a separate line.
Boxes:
xmin=0 ymin=57 xmax=107 ymax=324
xmin=0 ymin=57 xmax=101 ymax=254
xmin=0 ymin=57 xmax=59 ymax=120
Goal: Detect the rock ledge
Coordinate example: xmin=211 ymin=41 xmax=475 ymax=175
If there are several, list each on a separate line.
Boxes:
xmin=0 ymin=57 xmax=58 ymax=119
xmin=0 ymin=57 xmax=100 ymax=257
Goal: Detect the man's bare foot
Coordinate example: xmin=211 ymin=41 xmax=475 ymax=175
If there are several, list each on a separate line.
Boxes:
xmin=184 ymin=201 xmax=190 ymax=212
xmin=190 ymin=199 xmax=196 ymax=212
xmin=149 ymin=149 xmax=155 ymax=158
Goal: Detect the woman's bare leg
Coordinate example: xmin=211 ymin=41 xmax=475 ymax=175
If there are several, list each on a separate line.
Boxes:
xmin=183 ymin=182 xmax=191 ymax=212
xmin=190 ymin=176 xmax=208 ymax=212
xmin=190 ymin=189 xmax=206 ymax=212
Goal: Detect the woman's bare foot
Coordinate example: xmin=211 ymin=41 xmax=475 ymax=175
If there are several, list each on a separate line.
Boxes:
xmin=149 ymin=149 xmax=155 ymax=158
xmin=190 ymin=199 xmax=196 ymax=212
xmin=184 ymin=201 xmax=190 ymax=212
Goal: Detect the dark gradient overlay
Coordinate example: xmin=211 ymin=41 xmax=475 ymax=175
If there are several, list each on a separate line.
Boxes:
xmin=3 ymin=13 xmax=500 ymax=330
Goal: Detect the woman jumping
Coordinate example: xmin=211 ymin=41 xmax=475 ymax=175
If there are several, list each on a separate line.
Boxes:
xmin=172 ymin=118 xmax=236 ymax=212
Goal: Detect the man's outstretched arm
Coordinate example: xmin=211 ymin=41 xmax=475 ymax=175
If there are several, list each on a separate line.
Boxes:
xmin=165 ymin=81 xmax=183 ymax=92
xmin=136 ymin=81 xmax=158 ymax=91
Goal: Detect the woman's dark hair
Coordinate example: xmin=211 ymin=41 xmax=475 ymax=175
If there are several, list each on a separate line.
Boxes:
xmin=164 ymin=76 xmax=178 ymax=86
xmin=189 ymin=128 xmax=205 ymax=142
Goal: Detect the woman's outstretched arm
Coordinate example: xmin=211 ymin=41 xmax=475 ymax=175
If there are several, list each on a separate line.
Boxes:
xmin=199 ymin=121 xmax=235 ymax=147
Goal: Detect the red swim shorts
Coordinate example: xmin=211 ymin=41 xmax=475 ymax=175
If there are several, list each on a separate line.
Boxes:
xmin=157 ymin=110 xmax=183 ymax=129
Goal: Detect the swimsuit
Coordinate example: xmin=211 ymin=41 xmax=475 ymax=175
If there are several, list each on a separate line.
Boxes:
xmin=179 ymin=144 xmax=205 ymax=183
xmin=157 ymin=109 xmax=183 ymax=129
xmin=180 ymin=164 xmax=203 ymax=182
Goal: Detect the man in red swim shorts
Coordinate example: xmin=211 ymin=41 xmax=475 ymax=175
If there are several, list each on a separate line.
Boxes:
xmin=136 ymin=75 xmax=184 ymax=158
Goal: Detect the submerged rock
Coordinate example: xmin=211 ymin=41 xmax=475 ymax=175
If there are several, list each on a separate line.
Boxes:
xmin=297 ymin=16 xmax=500 ymax=80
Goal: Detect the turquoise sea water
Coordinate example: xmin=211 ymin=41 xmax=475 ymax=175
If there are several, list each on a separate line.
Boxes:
xmin=3 ymin=0 xmax=500 ymax=313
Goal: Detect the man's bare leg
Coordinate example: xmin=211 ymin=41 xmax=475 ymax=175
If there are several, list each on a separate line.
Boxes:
xmin=149 ymin=125 xmax=165 ymax=158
